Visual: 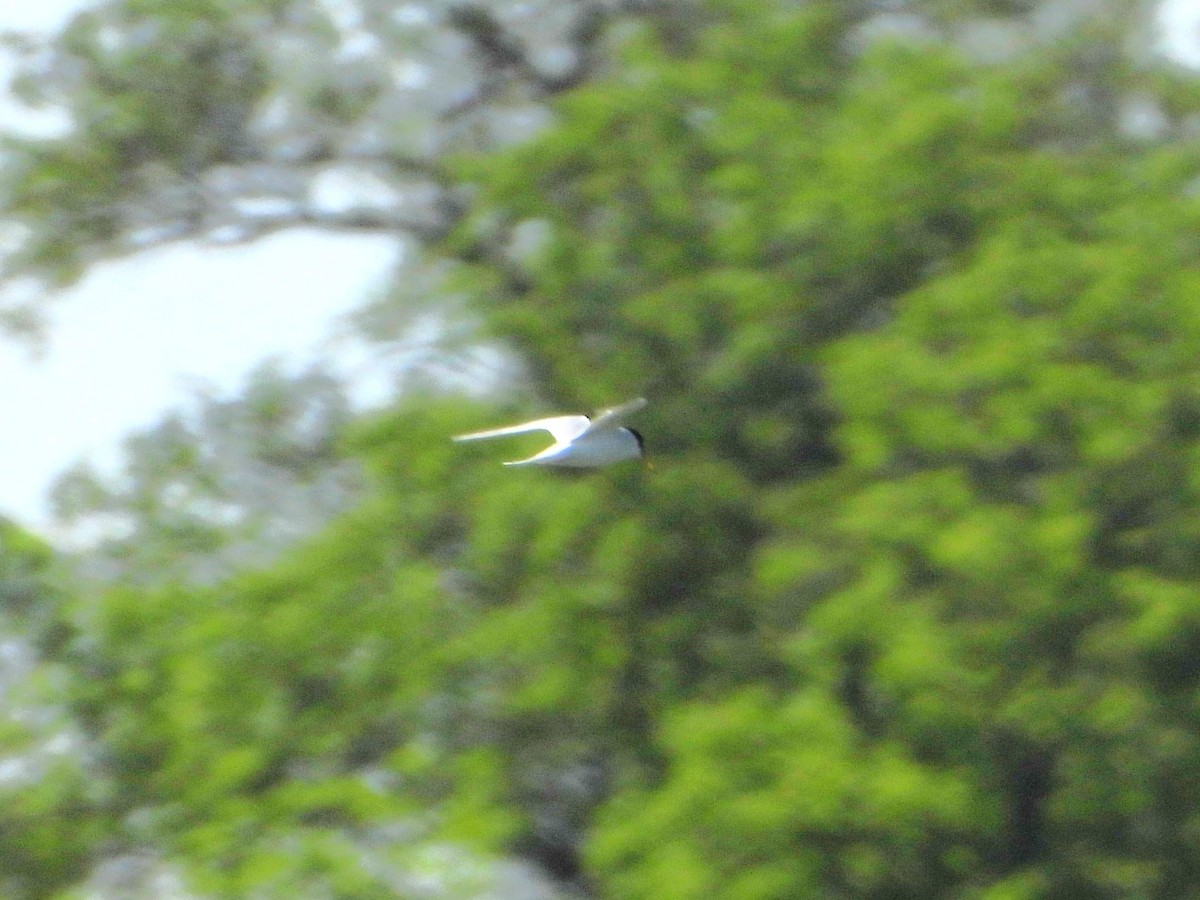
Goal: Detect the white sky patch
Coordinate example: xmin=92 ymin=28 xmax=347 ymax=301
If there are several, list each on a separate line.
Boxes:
xmin=1160 ymin=0 xmax=1200 ymax=64
xmin=0 ymin=0 xmax=90 ymax=133
xmin=0 ymin=231 xmax=396 ymax=530
xmin=0 ymin=0 xmax=90 ymax=32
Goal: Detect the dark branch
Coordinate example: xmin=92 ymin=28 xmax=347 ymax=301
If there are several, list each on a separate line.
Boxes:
xmin=206 ymin=206 xmax=452 ymax=245
xmin=441 ymin=1 xmax=619 ymax=120
xmin=266 ymin=147 xmax=451 ymax=182
xmin=446 ymin=5 xmax=529 ymax=73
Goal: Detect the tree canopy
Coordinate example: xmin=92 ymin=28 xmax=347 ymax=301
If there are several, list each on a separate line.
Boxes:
xmin=5 ymin=0 xmax=1200 ymax=897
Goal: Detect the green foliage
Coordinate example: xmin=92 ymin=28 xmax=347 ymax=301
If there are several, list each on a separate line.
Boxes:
xmin=2 ymin=0 xmax=270 ymax=287
xmin=0 ymin=524 xmax=100 ymax=899
xmin=444 ymin=1 xmax=1200 ymax=894
xmin=591 ymin=687 xmax=991 ymax=898
xmin=50 ymin=362 xmax=361 ymax=587
xmin=10 ymin=0 xmax=1200 ymax=896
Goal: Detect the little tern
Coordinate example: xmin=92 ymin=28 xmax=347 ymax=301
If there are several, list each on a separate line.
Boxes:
xmin=453 ymin=397 xmax=648 ymax=468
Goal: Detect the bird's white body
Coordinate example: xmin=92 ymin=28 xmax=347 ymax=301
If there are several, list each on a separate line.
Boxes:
xmin=453 ymin=398 xmax=647 ymax=468
xmin=504 ymin=425 xmax=643 ymax=467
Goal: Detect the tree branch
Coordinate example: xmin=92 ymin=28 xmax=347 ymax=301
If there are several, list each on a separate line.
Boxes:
xmin=441 ymin=1 xmax=618 ymax=120
xmin=206 ymin=207 xmax=450 ymax=245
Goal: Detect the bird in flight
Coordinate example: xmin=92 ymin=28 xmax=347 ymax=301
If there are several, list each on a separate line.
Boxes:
xmin=453 ymin=397 xmax=648 ymax=468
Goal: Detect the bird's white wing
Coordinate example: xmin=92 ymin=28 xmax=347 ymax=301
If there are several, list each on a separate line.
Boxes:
xmin=452 ymin=415 xmax=591 ymax=445
xmin=582 ymin=397 xmax=648 ymax=434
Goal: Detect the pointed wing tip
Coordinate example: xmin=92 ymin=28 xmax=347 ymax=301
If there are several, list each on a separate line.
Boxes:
xmin=451 ymin=428 xmax=508 ymax=442
xmin=586 ymin=397 xmax=649 ymax=429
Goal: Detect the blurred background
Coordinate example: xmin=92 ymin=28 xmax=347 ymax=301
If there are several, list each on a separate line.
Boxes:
xmin=4 ymin=0 xmax=1200 ymax=897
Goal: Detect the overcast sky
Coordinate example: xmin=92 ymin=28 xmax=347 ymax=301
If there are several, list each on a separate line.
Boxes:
xmin=1 ymin=0 xmax=1200 ymax=534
